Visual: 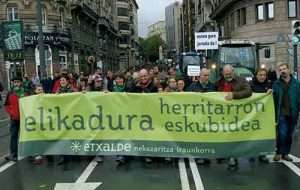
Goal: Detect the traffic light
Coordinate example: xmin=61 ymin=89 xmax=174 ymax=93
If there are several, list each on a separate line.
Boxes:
xmin=292 ymin=20 xmax=300 ymax=43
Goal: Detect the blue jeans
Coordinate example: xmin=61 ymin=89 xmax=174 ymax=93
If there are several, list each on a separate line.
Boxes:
xmin=9 ymin=120 xmax=20 ymax=158
xmin=276 ymin=116 xmax=295 ymax=155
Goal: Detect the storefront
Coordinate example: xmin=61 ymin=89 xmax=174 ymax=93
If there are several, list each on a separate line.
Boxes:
xmin=23 ymin=31 xmax=71 ymax=79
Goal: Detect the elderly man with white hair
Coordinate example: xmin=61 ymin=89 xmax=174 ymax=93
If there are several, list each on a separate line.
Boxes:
xmin=216 ymin=64 xmax=253 ymax=169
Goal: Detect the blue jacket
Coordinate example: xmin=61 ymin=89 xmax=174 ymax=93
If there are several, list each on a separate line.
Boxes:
xmin=272 ymin=76 xmax=300 ymax=124
xmin=187 ymin=81 xmax=216 ymax=92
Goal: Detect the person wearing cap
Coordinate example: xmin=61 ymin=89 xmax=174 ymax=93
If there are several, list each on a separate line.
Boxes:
xmin=4 ymin=77 xmax=28 ymax=161
xmin=87 ymin=74 xmax=105 ymax=163
xmin=88 ymin=74 xmax=104 ymax=92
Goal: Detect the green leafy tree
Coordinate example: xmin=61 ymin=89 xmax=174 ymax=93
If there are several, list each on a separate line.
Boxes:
xmin=140 ymin=35 xmax=165 ymax=63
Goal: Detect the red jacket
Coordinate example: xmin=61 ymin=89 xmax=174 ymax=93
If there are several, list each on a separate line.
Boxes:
xmin=4 ymin=91 xmax=28 ymax=120
xmin=52 ymin=79 xmax=61 ymax=93
xmin=52 ymin=79 xmax=78 ymax=93
xmin=217 ymin=76 xmax=252 ymax=99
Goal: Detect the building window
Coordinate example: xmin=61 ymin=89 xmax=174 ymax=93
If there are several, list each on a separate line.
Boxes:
xmin=118 ymin=7 xmax=128 ymax=17
xmin=256 ymin=4 xmax=264 ymax=21
xmin=288 ymin=0 xmax=297 ymax=18
xmin=59 ymin=51 xmax=67 ymax=67
xmin=120 ymin=36 xmax=129 ymax=44
xmin=7 ymin=6 xmax=19 ymax=21
xmin=59 ymin=8 xmax=65 ymax=29
xmin=266 ymin=2 xmax=274 ymax=19
xmin=42 ymin=7 xmax=47 ymax=26
xmin=236 ymin=9 xmax=241 ymax=26
xmin=241 ymin=8 xmax=247 ymax=25
xmin=264 ymin=47 xmax=271 ymax=59
xmin=118 ymin=22 xmax=129 ymax=31
xmin=74 ymin=53 xmax=79 ymax=65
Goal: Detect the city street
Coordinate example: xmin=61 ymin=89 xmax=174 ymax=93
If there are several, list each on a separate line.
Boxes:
xmin=1 ymin=101 xmax=300 ymax=190
xmin=1 ymin=0 xmax=300 ymax=189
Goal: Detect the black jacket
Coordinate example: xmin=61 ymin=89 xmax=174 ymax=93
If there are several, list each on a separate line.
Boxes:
xmin=250 ymin=79 xmax=272 ymax=93
xmin=130 ymin=81 xmax=158 ymax=93
xmin=187 ymin=81 xmax=216 ymax=92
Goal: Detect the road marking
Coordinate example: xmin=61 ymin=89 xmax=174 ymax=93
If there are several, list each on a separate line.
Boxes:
xmin=76 ymin=158 xmax=98 ymax=183
xmin=267 ymin=154 xmax=300 ymax=163
xmin=288 ymin=154 xmax=300 ymax=163
xmin=266 ymin=154 xmax=300 ymax=176
xmin=54 ymin=158 xmax=102 ymax=190
xmin=0 ymin=161 xmax=15 ymax=173
xmin=0 ymin=157 xmax=24 ymax=173
xmin=282 ymin=161 xmax=300 ymax=176
xmin=178 ymin=158 xmax=191 ymax=190
xmin=189 ymin=158 xmax=205 ymax=190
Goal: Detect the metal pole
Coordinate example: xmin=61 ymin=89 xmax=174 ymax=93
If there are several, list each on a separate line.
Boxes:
xmin=294 ymin=44 xmax=298 ymax=79
xmin=127 ymin=48 xmax=130 ymax=70
xmin=37 ymin=0 xmax=46 ymax=79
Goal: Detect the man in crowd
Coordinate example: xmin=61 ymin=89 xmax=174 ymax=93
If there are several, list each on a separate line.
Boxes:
xmin=187 ymin=68 xmax=216 ymax=165
xmin=187 ymin=68 xmax=216 ymax=92
xmin=130 ymin=69 xmax=158 ymax=93
xmin=105 ymin=70 xmax=114 ymax=92
xmin=130 ymin=69 xmax=157 ymax=163
xmin=4 ymin=77 xmax=28 ymax=161
xmin=272 ymin=63 xmax=300 ymax=162
xmin=250 ymin=68 xmax=273 ymax=163
xmin=216 ymin=64 xmax=252 ymax=169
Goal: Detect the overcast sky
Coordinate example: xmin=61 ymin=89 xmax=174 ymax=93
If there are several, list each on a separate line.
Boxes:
xmin=136 ymin=0 xmax=181 ymax=38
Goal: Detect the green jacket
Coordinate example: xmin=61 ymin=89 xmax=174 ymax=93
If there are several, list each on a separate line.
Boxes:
xmin=272 ymin=76 xmax=300 ymax=124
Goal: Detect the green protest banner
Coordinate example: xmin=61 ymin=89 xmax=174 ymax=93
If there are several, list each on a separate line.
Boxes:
xmin=19 ymin=92 xmax=276 ymax=158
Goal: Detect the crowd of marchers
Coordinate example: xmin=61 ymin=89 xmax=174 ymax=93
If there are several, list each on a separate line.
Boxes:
xmin=1 ymin=62 xmax=299 ymax=170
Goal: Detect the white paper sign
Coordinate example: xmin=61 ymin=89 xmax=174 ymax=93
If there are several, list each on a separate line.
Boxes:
xmin=195 ymin=32 xmax=219 ymax=50
xmin=187 ymin=65 xmax=201 ymax=77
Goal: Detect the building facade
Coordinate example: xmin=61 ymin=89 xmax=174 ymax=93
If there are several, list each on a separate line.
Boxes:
xmin=0 ymin=0 xmax=120 ymax=88
xmin=147 ymin=20 xmax=166 ymax=42
xmin=194 ymin=0 xmax=216 ymax=32
xmin=210 ymin=0 xmax=300 ymax=71
xmin=182 ymin=0 xmax=196 ymax=52
xmin=117 ymin=0 xmax=139 ymax=70
xmin=165 ymin=1 xmax=182 ymax=56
